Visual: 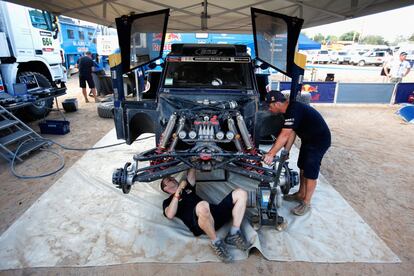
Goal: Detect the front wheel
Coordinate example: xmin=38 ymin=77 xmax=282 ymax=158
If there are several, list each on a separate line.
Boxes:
xmin=17 ymin=72 xmax=54 ymax=121
xmin=358 ymin=60 xmax=365 ymax=66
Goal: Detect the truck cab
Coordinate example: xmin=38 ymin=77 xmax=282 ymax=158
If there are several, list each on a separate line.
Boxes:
xmin=0 ymin=1 xmax=66 ymax=120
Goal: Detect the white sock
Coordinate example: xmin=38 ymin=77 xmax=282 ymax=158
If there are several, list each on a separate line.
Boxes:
xmin=230 ymin=226 xmax=240 ymax=235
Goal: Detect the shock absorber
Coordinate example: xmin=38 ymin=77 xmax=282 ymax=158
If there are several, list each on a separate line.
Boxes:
xmin=159 ymin=113 xmax=177 ymax=149
xmin=228 ymin=117 xmax=243 ymax=152
xmin=169 ymin=116 xmax=186 ymax=151
xmin=236 ymin=113 xmax=253 ymax=150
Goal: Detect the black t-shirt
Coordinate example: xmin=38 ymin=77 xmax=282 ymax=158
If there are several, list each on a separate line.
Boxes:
xmin=283 ymin=101 xmax=331 ymax=147
xmin=163 ymin=180 xmax=202 ymax=231
xmin=77 ymin=56 xmax=95 ymax=77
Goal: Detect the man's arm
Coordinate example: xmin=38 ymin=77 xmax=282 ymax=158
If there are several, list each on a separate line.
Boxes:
xmin=186 ymin=168 xmax=196 ymax=186
xmin=284 ymin=131 xmax=297 ymax=152
xmin=164 ymin=180 xmax=187 ymax=219
xmin=404 ymin=67 xmax=411 ymax=77
xmin=263 ymin=128 xmax=293 ymax=165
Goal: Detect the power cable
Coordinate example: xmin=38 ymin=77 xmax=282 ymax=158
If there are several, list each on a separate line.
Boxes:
xmin=10 ymin=135 xmax=155 ymax=179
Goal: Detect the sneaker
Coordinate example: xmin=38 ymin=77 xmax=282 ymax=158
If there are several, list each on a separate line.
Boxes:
xmin=291 ymin=201 xmax=311 ymax=216
xmin=225 ymin=230 xmax=250 ymax=251
xmin=210 ymin=239 xmax=233 ymax=263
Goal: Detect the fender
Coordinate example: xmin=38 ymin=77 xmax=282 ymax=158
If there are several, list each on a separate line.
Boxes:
xmin=15 ymin=56 xmax=63 ymax=81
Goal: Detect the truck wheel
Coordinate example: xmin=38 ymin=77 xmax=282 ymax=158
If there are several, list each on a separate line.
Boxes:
xmin=97 ymin=101 xmax=114 ymax=118
xmin=17 ymin=72 xmax=54 ymax=121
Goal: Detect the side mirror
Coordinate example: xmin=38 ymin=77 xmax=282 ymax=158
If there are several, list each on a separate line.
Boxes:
xmin=52 ymin=15 xmax=59 ymax=39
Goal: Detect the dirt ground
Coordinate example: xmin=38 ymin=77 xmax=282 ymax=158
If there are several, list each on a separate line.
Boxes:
xmin=1 ymin=77 xmax=414 ymax=275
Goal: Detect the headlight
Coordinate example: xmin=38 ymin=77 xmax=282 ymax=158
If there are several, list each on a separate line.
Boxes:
xmin=188 ymin=130 xmax=197 ymax=139
xmin=178 ymin=131 xmax=187 ymax=139
xmin=226 ymin=131 xmax=235 ymax=140
xmin=216 ymin=131 xmax=224 ymax=140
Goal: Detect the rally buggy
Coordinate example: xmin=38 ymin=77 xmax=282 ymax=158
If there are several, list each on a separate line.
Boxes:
xmin=111 ymin=8 xmax=306 ymax=226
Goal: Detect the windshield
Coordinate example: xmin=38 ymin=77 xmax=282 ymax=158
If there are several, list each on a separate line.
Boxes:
xmin=163 ymin=61 xmax=253 ymax=89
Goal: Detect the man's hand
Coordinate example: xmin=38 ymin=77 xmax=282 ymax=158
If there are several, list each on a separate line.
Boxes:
xmin=178 ymin=180 xmax=187 ymax=190
xmin=263 ymin=152 xmax=275 ymax=165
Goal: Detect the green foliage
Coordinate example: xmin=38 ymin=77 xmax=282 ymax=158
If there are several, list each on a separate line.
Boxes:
xmin=339 ymin=31 xmax=360 ymax=41
xmin=325 ymin=35 xmax=338 ymax=43
xmin=409 ymin=33 xmax=414 ymax=41
xmin=361 ymin=35 xmax=385 ymax=45
xmin=313 ymin=33 xmax=325 ymax=43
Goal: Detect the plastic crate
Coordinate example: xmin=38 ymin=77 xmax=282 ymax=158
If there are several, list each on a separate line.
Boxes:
xmin=62 ymin=98 xmax=78 ymax=112
xmin=39 ymin=120 xmax=70 ymax=135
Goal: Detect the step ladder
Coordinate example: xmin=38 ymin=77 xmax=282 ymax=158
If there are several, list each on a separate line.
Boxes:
xmin=0 ymin=105 xmax=48 ymax=162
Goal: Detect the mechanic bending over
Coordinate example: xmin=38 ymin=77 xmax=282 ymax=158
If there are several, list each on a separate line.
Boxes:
xmin=161 ymin=168 xmax=251 ymax=263
xmin=263 ymin=90 xmax=331 ymax=216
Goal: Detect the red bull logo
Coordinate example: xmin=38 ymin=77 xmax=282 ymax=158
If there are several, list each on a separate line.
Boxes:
xmin=152 ymin=33 xmax=182 ymax=43
xmin=302 ymin=84 xmax=320 ymax=101
xmin=153 ymin=33 xmax=163 ymax=41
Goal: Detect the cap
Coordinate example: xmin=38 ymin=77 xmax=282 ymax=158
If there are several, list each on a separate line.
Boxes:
xmin=400 ymin=52 xmax=408 ymax=56
xmin=265 ymin=90 xmax=287 ymax=103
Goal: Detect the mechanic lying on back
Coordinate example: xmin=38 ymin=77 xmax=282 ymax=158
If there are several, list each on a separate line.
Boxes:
xmin=263 ymin=90 xmax=331 ymax=216
xmin=161 ymin=168 xmax=250 ymax=263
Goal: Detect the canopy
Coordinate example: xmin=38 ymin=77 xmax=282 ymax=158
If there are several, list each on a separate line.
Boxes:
xmin=6 ymin=0 xmax=414 ymax=33
xmin=298 ymin=34 xmax=321 ymax=50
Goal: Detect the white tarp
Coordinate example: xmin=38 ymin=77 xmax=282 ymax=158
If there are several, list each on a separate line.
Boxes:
xmin=0 ymin=129 xmax=400 ymax=269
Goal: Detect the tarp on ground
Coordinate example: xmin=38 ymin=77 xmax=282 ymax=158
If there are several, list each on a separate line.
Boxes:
xmin=397 ymin=104 xmax=414 ymax=123
xmin=0 ymin=130 xmax=400 ymax=269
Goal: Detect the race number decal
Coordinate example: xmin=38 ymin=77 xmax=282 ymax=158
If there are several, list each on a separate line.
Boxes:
xmin=42 ymin=37 xmax=53 ymax=46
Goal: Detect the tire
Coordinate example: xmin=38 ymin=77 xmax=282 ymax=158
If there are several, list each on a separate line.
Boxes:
xmin=17 ymin=72 xmax=54 ymax=121
xmin=358 ymin=60 xmax=365 ymax=66
xmin=97 ymin=101 xmax=114 ymax=118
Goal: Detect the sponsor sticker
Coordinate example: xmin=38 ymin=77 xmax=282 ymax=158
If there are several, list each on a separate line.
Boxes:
xmin=39 ymin=31 xmax=52 ymax=37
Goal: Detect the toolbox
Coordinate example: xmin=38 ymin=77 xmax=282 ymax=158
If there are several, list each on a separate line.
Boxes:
xmin=39 ymin=120 xmax=70 ymax=135
xmin=62 ymin=98 xmax=78 ymax=112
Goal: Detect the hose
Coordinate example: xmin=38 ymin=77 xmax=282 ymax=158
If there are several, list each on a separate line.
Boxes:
xmin=10 ymin=135 xmax=155 ymax=179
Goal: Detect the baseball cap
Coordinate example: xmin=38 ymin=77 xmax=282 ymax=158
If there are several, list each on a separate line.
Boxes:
xmin=400 ymin=52 xmax=408 ymax=56
xmin=265 ymin=90 xmax=287 ymax=103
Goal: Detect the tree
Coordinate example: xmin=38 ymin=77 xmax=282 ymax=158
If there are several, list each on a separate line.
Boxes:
xmin=409 ymin=33 xmax=414 ymax=41
xmin=393 ymin=35 xmax=407 ymax=45
xmin=361 ymin=35 xmax=385 ymax=45
xmin=339 ymin=31 xmax=360 ymax=42
xmin=325 ymin=35 xmax=338 ymax=43
xmin=313 ymin=33 xmax=325 ymax=43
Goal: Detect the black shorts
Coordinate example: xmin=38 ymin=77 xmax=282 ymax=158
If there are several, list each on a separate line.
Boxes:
xmin=79 ymin=75 xmax=95 ymax=89
xmin=297 ymin=143 xmax=330 ymax=180
xmin=190 ymin=192 xmax=234 ymax=236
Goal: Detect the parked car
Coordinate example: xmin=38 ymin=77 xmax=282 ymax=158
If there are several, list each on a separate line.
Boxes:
xmin=330 ymin=51 xmax=351 ymax=64
xmin=310 ymin=50 xmax=330 ymax=64
xmin=350 ymin=50 xmax=387 ymax=66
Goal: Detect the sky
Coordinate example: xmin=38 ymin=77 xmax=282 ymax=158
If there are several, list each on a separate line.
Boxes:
xmin=303 ymin=5 xmax=414 ymax=42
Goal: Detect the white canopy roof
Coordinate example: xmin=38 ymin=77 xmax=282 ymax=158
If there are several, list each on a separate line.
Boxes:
xmin=6 ymin=0 xmax=414 ymax=32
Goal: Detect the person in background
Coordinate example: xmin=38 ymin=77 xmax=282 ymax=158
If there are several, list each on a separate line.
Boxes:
xmin=77 ymin=51 xmax=98 ymax=103
xmin=381 ymin=50 xmax=393 ymax=82
xmin=384 ymin=52 xmax=411 ymax=83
